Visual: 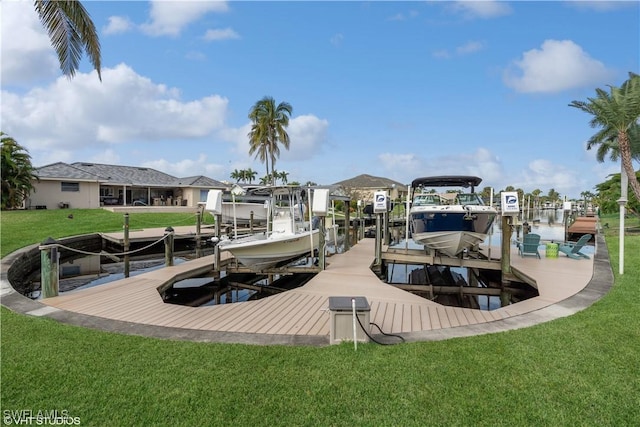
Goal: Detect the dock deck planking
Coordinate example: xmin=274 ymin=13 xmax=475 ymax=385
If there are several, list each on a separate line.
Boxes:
xmin=40 ymin=235 xmax=595 ymax=339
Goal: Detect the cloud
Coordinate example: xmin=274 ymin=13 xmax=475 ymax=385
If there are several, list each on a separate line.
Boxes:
xmin=280 ymin=115 xmax=330 ymax=161
xmin=456 ymin=40 xmax=486 ymax=55
xmin=433 ymin=40 xmax=485 ymax=59
xmin=449 ymin=1 xmax=512 ymax=19
xmin=142 ymin=154 xmax=226 ymax=178
xmin=140 ymin=0 xmax=229 ymax=37
xmin=567 ymin=1 xmax=636 ymax=12
xmin=2 ymin=63 xmax=229 ymax=164
xmin=503 ymin=39 xmax=615 ymax=93
xmin=387 ymin=10 xmax=419 ymax=21
xmin=1 ymin=0 xmax=59 ymax=85
xmin=203 ymin=28 xmax=240 ymax=41
xmin=103 ymin=16 xmax=134 ymax=35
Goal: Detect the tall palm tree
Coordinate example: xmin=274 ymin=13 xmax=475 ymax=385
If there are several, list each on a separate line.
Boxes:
xmin=35 ymin=0 xmax=101 ymax=80
xmin=1 ymin=133 xmax=39 ymax=209
xmin=248 ymin=97 xmax=292 ymax=185
xmin=570 ymin=72 xmax=640 ymax=201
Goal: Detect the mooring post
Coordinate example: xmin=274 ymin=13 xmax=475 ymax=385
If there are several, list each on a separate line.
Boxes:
xmin=214 ymin=214 xmax=221 ymax=273
xmin=164 ymin=226 xmax=174 ymax=267
xmin=344 ymin=202 xmax=351 ymax=252
xmin=375 ymin=213 xmax=383 ymax=266
xmin=500 ymin=216 xmax=512 ymax=306
xmin=250 ymin=211 xmax=254 ymax=234
xmin=318 ymin=216 xmax=326 ymax=270
xmin=123 ymin=213 xmax=130 ymax=278
xmin=196 ymin=209 xmax=202 ymax=258
xmin=40 ymin=237 xmax=59 ymax=298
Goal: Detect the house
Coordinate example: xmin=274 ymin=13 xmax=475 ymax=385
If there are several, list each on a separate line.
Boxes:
xmin=332 ymin=174 xmax=408 ymax=204
xmin=29 ymin=162 xmax=227 ymax=210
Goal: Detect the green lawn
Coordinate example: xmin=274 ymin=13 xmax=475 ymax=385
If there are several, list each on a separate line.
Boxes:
xmin=1 ymin=211 xmax=639 ymax=426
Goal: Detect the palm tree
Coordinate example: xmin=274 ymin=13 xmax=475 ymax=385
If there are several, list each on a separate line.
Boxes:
xmin=569 ymin=72 xmax=640 ymax=201
xmin=1 ymin=133 xmax=39 ymax=209
xmin=248 ymin=97 xmax=293 ymax=185
xmin=34 ymin=0 xmax=102 ymax=80
xmin=230 ymin=169 xmax=242 ymax=183
xmin=587 ymin=122 xmax=640 ymax=163
xmin=245 ymin=168 xmax=258 ymax=184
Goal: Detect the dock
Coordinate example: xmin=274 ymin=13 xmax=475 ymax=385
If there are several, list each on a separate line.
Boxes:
xmin=567 ymin=216 xmax=597 ymax=240
xmin=37 ymin=236 xmax=596 ymax=344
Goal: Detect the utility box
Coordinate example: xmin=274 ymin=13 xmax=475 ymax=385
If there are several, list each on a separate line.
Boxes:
xmin=312 ymin=188 xmax=330 ymax=216
xmin=328 ymin=296 xmax=370 ymax=345
xmin=205 ymin=189 xmax=222 ymax=214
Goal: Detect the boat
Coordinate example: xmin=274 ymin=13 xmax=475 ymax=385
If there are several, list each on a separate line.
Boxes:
xmin=220 ymin=200 xmax=268 ymax=225
xmin=215 ymin=186 xmax=320 ymax=271
xmin=409 ymin=176 xmax=497 ymax=257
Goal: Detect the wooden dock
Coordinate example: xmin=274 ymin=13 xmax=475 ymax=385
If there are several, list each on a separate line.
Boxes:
xmin=40 ymin=236 xmax=595 ymax=340
xmin=568 ymin=216 xmax=597 ymax=239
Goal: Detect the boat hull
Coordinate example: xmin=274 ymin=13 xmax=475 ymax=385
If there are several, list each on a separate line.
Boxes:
xmin=219 ymin=229 xmax=320 ymax=270
xmin=220 ymin=202 xmax=268 ymax=225
xmin=410 ymin=206 xmax=496 ymax=257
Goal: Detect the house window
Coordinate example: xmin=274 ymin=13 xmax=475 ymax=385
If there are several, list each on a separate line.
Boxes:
xmin=61 ymin=182 xmax=80 ymax=192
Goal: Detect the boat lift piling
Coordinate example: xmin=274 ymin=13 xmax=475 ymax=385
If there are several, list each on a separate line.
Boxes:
xmin=123 ymin=213 xmax=130 ymax=278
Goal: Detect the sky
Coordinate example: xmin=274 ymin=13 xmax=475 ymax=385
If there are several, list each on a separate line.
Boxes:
xmin=1 ymin=0 xmax=639 ymax=198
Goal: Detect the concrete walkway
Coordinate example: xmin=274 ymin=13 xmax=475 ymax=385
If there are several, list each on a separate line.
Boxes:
xmin=1 ymin=234 xmax=613 ymax=346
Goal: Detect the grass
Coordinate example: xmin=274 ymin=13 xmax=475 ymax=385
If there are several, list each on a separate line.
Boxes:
xmin=1 ymin=211 xmax=639 ymax=426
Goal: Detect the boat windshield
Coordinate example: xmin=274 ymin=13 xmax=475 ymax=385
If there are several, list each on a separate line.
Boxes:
xmin=412 ymin=194 xmax=441 ymax=206
xmin=456 ymin=193 xmax=484 ymax=205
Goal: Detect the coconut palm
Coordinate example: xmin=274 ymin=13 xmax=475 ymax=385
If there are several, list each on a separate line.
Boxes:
xmin=570 ymin=72 xmax=640 ymax=201
xmin=1 ymin=133 xmax=39 ymax=209
xmin=248 ymin=97 xmax=292 ymax=185
xmin=34 ymin=0 xmax=102 ymax=80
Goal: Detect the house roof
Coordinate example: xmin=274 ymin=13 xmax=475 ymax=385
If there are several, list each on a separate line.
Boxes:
xmin=332 ymin=174 xmax=407 ymax=190
xmin=35 ymin=162 xmax=226 ymax=188
xmin=35 ymin=162 xmax=105 ymax=181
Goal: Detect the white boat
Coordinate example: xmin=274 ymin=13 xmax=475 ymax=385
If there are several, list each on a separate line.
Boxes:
xmin=409 ymin=176 xmax=497 ymax=257
xmin=215 ymin=186 xmax=319 ymax=271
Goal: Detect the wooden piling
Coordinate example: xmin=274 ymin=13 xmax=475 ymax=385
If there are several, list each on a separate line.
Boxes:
xmin=164 ymin=226 xmax=174 ymax=267
xmin=40 ymin=237 xmax=59 ymax=298
xmin=124 ymin=213 xmax=130 ymax=278
xmin=500 ymin=216 xmax=512 ymax=306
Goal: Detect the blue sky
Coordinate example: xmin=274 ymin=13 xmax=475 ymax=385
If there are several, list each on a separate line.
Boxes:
xmin=2 ymin=1 xmax=638 ymax=198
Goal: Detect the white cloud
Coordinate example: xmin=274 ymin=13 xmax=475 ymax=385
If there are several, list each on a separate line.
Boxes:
xmin=567 ymin=1 xmax=636 ymax=12
xmin=449 ymin=1 xmax=512 ymax=19
xmin=433 ymin=40 xmax=485 ymax=59
xmin=203 ymin=28 xmax=240 ymax=41
xmin=103 ymin=16 xmax=134 ymax=35
xmin=140 ymin=0 xmax=229 ymax=37
xmin=280 ymin=115 xmax=330 ymax=161
xmin=2 ymin=63 xmax=229 ymax=164
xmin=503 ymin=39 xmax=615 ymax=93
xmin=142 ymin=154 xmax=226 ymax=178
xmin=517 ymin=159 xmax=582 ymax=196
xmin=0 ymin=0 xmax=59 ymax=85
xmin=456 ymin=40 xmax=486 ymax=55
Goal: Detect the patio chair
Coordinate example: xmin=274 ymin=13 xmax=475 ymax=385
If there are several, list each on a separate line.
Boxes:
xmin=558 ymin=234 xmax=592 ymax=260
xmin=517 ymin=233 xmax=541 ymax=258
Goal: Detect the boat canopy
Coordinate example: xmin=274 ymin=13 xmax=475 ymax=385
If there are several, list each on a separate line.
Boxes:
xmin=411 ymin=176 xmax=483 ymax=191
